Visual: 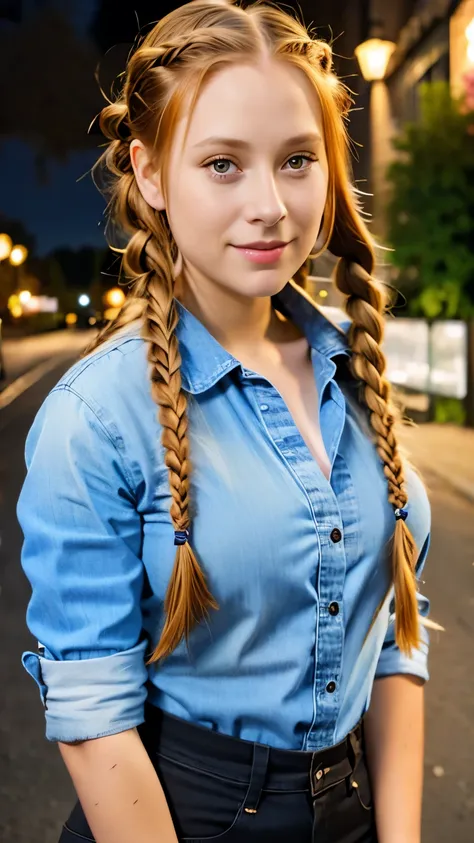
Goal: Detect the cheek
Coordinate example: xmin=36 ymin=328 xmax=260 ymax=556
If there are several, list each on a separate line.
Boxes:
xmin=167 ymin=171 xmax=231 ymax=250
xmin=290 ymin=168 xmax=328 ymax=233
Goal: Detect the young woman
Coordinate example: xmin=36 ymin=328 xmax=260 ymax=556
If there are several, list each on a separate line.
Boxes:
xmin=18 ymin=2 xmax=434 ymax=842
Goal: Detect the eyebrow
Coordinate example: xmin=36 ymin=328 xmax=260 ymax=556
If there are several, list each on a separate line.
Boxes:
xmin=193 ymin=132 xmax=322 ymax=149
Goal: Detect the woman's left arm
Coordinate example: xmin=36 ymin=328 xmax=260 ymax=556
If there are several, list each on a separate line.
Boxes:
xmin=364 ymin=674 xmax=425 ymax=843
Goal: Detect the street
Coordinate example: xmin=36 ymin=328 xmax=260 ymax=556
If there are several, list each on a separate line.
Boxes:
xmin=0 ymin=333 xmax=473 ymax=842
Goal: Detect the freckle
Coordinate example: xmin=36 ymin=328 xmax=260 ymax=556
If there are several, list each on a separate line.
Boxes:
xmin=94 ymin=802 xmax=99 ymax=807
xmin=110 ymin=764 xmax=117 ymax=770
xmin=133 ymin=799 xmax=138 ymax=805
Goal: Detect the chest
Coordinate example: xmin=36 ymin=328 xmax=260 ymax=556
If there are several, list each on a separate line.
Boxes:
xmin=238 ymin=344 xmax=332 ymax=480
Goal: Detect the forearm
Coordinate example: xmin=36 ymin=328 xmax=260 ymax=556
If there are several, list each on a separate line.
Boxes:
xmin=364 ymin=675 xmax=425 ymax=843
xmin=59 ymin=727 xmax=179 ymax=843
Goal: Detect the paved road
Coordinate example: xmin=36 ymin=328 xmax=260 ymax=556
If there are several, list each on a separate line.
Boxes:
xmin=0 ymin=341 xmax=473 ymax=842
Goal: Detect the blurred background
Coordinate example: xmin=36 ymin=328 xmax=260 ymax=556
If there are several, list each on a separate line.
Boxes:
xmin=0 ymin=1 xmax=473 ymax=841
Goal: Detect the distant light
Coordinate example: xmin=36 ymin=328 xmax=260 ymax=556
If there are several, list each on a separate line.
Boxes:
xmin=467 ymin=19 xmax=474 ymax=64
xmin=105 ymin=287 xmax=126 ymax=308
xmin=88 ymin=316 xmax=97 ymax=326
xmin=355 ymin=37 xmax=396 ymax=81
xmin=78 ymin=294 xmax=90 ymax=307
xmin=319 ymin=289 xmax=329 ymax=299
xmin=66 ymin=312 xmax=78 ymax=326
xmin=19 ymin=290 xmax=32 ymax=304
xmin=9 ymin=244 xmax=28 ymax=266
xmin=0 ymin=233 xmax=12 ymax=261
xmin=10 ymin=304 xmax=23 ymax=319
xmin=104 ymin=306 xmax=120 ymax=321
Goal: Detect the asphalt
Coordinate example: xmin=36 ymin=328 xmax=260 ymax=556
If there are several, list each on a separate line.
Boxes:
xmin=0 ymin=345 xmax=472 ymax=842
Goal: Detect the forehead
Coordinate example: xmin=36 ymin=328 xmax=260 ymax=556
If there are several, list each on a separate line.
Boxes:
xmin=180 ymin=60 xmax=323 ymax=149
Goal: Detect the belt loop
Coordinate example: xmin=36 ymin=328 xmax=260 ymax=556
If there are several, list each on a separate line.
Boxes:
xmin=243 ymin=744 xmax=270 ymax=814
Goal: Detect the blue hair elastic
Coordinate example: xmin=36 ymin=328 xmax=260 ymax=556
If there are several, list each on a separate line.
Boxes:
xmin=174 ymin=529 xmax=190 ymax=546
xmin=394 ymin=508 xmax=408 ymax=522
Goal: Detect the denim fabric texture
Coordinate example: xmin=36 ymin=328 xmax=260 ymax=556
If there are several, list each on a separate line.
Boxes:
xmin=18 ymin=281 xmax=431 ymax=747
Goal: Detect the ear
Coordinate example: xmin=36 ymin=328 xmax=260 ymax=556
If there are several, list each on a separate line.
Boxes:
xmin=130 ymin=140 xmax=166 ymax=211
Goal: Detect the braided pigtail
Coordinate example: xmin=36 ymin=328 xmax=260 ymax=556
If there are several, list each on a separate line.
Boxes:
xmin=333 ymin=255 xmax=420 ymax=653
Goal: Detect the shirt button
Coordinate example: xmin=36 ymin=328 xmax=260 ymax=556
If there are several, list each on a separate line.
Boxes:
xmin=260 ymin=404 xmax=269 ymax=412
xmin=326 ymin=681 xmax=337 ymax=694
xmin=330 ymin=528 xmax=342 ymax=543
xmin=328 ymin=602 xmax=340 ymax=616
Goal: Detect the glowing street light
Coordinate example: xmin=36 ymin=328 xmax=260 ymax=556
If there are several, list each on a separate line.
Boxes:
xmin=0 ymin=233 xmax=13 ymax=261
xmin=19 ymin=290 xmax=32 ymax=304
xmin=78 ymin=294 xmax=91 ymax=307
xmin=9 ymin=244 xmax=28 ymax=266
xmin=355 ymin=37 xmax=396 ymax=82
xmin=467 ymin=19 xmax=474 ymax=65
xmin=105 ymin=287 xmax=126 ymax=308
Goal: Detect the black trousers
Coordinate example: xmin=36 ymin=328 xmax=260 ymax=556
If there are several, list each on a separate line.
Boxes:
xmin=59 ymin=703 xmax=377 ymax=842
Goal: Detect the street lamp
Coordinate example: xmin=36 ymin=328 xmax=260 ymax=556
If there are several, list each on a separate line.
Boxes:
xmin=355 ymin=27 xmax=397 ymax=244
xmin=0 ymin=233 xmax=13 ymax=261
xmin=78 ymin=294 xmax=91 ymax=307
xmin=9 ymin=244 xmax=28 ymax=266
xmin=355 ymin=37 xmax=396 ymax=82
xmin=105 ymin=287 xmax=125 ymax=308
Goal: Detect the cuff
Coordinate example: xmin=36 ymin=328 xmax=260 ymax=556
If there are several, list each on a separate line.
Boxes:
xmin=22 ymin=639 xmax=149 ymax=742
xmin=375 ymin=627 xmax=430 ymax=683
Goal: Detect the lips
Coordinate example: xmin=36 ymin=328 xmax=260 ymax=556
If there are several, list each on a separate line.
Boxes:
xmin=236 ymin=240 xmax=288 ymax=250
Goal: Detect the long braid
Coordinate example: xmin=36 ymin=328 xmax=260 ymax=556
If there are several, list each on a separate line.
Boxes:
xmin=334 ymin=255 xmax=420 ymax=653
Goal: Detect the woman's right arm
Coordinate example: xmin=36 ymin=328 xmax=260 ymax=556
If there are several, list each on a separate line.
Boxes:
xmin=17 ymin=385 xmax=177 ymax=842
xmin=59 ymin=729 xmax=178 ymax=843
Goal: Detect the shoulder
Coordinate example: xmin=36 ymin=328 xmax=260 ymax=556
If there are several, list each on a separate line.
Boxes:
xmin=51 ymin=325 xmax=151 ymax=424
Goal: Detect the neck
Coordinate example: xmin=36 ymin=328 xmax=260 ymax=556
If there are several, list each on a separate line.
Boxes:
xmin=174 ymin=265 xmax=303 ymax=354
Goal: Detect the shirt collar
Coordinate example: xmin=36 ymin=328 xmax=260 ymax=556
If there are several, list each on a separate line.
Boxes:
xmin=175 ymin=280 xmax=350 ymax=395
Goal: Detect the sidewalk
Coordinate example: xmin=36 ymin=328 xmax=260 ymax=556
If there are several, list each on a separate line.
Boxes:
xmin=399 ymin=423 xmax=474 ymax=504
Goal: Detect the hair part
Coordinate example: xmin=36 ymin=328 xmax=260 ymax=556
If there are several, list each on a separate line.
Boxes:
xmin=85 ymin=0 xmax=423 ymax=663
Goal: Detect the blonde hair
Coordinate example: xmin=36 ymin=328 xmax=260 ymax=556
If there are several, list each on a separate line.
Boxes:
xmin=85 ymin=0 xmax=422 ymax=662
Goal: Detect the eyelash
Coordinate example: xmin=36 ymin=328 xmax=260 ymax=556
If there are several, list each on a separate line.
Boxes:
xmin=204 ymin=153 xmax=319 ymax=181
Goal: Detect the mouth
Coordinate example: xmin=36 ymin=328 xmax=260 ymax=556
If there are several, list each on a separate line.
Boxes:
xmin=232 ymin=240 xmax=291 ymax=265
xmin=236 ymin=240 xmax=289 ymax=250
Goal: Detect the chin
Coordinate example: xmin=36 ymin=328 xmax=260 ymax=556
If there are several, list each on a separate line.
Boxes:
xmin=233 ymin=269 xmax=294 ymax=300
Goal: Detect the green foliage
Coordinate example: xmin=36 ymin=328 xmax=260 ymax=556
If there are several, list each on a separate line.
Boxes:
xmin=386 ymin=82 xmax=474 ymax=319
xmin=433 ymin=396 xmax=466 ymax=426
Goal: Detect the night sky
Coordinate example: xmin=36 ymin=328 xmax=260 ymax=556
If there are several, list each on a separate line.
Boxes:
xmin=1 ymin=0 xmax=104 ymax=256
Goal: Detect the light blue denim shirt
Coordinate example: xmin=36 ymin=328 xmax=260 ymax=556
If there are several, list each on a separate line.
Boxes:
xmin=18 ymin=281 xmax=431 ymax=750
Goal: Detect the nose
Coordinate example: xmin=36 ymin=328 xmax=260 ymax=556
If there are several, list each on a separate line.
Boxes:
xmin=245 ymin=170 xmax=287 ymax=228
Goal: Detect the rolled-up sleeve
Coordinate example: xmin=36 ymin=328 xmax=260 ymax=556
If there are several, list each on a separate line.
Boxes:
xmin=17 ymin=385 xmax=149 ymax=742
xmin=375 ymin=534 xmax=431 ymax=683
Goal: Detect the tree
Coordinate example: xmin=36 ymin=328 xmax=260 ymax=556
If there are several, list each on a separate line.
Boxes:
xmin=386 ymin=81 xmax=474 ymax=320
xmin=0 ymin=7 xmax=102 ymax=180
xmin=386 ymin=82 xmax=474 ymax=426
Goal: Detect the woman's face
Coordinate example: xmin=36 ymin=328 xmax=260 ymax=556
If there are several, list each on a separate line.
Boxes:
xmin=135 ymin=59 xmax=329 ymax=300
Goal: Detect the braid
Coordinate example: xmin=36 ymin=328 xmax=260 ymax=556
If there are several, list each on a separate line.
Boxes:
xmin=126 ymin=224 xmax=219 ymax=664
xmin=334 ymin=257 xmax=420 ymax=653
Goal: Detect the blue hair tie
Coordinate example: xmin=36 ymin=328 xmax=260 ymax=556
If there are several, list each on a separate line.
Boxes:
xmin=394 ymin=508 xmax=408 ymax=522
xmin=174 ymin=529 xmax=190 ymax=546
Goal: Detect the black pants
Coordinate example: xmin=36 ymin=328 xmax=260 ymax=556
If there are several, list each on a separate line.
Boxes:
xmin=59 ymin=703 xmax=377 ymax=842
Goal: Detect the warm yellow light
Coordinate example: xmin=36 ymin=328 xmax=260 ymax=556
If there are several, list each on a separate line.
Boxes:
xmin=104 ymin=306 xmax=120 ymax=321
xmin=0 ymin=233 xmax=13 ymax=261
xmin=355 ymin=38 xmax=397 ymax=82
xmin=8 ymin=294 xmax=20 ymax=311
xmin=105 ymin=287 xmax=125 ymax=308
xmin=10 ymin=304 xmax=23 ymax=318
xmin=467 ymin=19 xmax=474 ymax=64
xmin=319 ymin=289 xmax=329 ymax=299
xmin=65 ymin=312 xmax=78 ymax=326
xmin=19 ymin=290 xmax=32 ymax=304
xmin=9 ymin=244 xmax=28 ymax=266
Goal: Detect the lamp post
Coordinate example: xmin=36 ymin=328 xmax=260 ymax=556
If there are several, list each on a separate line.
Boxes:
xmin=355 ymin=27 xmax=396 ymax=243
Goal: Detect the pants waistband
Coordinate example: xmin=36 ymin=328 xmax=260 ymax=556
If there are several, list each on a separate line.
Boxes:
xmin=141 ymin=703 xmax=364 ymax=807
